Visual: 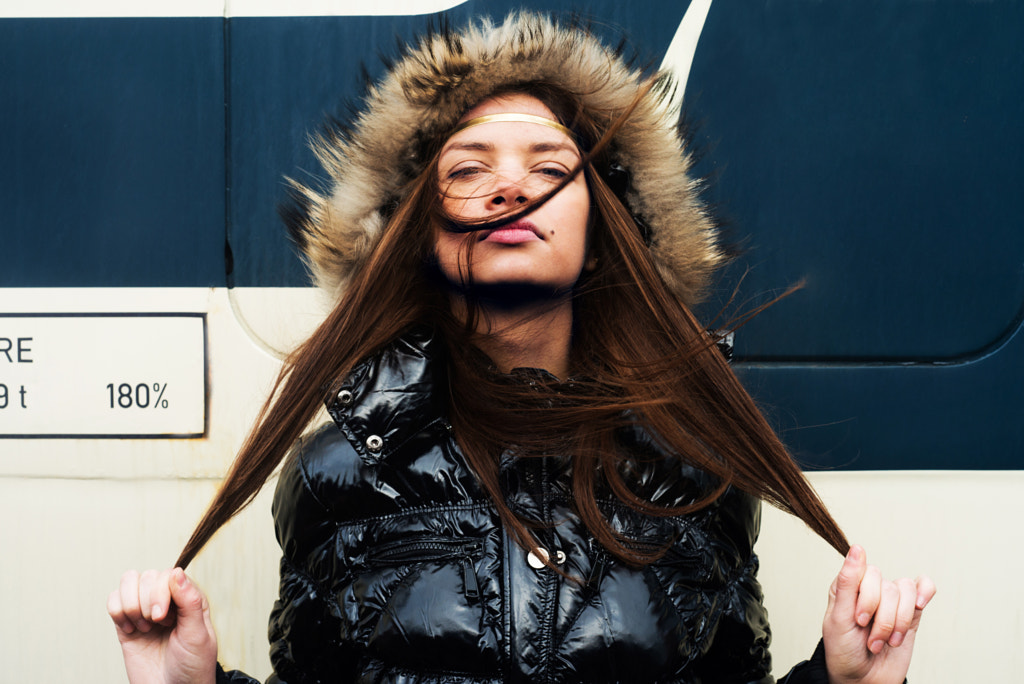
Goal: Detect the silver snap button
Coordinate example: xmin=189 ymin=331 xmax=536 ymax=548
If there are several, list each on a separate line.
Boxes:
xmin=336 ymin=389 xmax=354 ymax=406
xmin=554 ymin=550 xmax=566 ymax=565
xmin=365 ymin=434 xmax=384 ymax=453
xmin=527 ymin=548 xmax=549 ymax=569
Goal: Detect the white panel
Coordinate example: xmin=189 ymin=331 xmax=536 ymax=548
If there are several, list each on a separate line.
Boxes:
xmin=759 ymin=470 xmax=1024 ymax=682
xmin=4 ymin=468 xmax=1019 ymax=682
xmin=226 ymin=0 xmax=468 ymax=18
xmin=0 ymin=0 xmax=222 ymax=18
xmin=0 ymin=287 xmax=1018 ymax=682
xmin=0 ymin=0 xmax=467 ymax=18
xmin=227 ymin=286 xmax=330 ymax=360
xmin=0 ymin=288 xmax=283 ymax=481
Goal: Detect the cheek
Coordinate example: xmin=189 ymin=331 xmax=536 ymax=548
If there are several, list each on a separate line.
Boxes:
xmin=433 ymin=230 xmax=473 ymax=281
xmin=440 ymin=195 xmax=467 ymax=222
xmin=563 ymin=187 xmax=592 ymax=260
xmin=439 ymin=181 xmax=483 ymax=222
xmin=433 ymin=231 xmax=457 ymax=264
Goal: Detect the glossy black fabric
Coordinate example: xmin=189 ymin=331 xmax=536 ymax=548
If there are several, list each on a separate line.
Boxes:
xmin=220 ymin=328 xmax=829 ymax=684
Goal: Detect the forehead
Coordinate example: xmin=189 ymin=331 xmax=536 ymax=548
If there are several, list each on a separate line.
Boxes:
xmin=440 ymin=94 xmax=576 ymax=157
xmin=458 ymin=92 xmax=557 ymax=122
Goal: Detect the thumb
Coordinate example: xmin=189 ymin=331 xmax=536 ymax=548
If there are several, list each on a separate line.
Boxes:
xmin=167 ymin=568 xmax=214 ymax=643
xmin=827 ymin=544 xmax=867 ymax=623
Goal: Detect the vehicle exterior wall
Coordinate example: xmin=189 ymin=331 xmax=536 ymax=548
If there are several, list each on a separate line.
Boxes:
xmin=1 ymin=1 xmax=1020 ymax=681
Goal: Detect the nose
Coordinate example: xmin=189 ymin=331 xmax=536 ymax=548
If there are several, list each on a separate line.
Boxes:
xmin=487 ymin=176 xmax=529 ymax=209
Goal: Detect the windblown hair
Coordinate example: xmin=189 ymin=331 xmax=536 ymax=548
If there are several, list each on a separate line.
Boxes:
xmin=176 ymin=13 xmax=847 ymax=570
xmin=284 ymin=11 xmax=722 ymax=307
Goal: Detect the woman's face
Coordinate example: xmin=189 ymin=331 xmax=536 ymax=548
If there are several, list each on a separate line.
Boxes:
xmin=434 ymin=93 xmax=592 ymax=295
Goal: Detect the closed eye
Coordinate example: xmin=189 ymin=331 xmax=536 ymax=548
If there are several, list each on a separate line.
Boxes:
xmin=447 ymin=166 xmax=487 ymax=180
xmin=534 ymin=165 xmax=568 ymax=179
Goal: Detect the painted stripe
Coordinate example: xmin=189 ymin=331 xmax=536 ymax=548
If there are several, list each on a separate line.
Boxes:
xmin=659 ymin=0 xmax=712 ymax=111
xmin=0 ymin=0 xmax=467 ymax=19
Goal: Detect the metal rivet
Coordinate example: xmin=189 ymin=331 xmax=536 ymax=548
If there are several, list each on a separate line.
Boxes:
xmin=365 ymin=434 xmax=384 ymax=453
xmin=336 ymin=389 xmax=354 ymax=406
xmin=554 ymin=550 xmax=566 ymax=565
xmin=527 ymin=548 xmax=549 ymax=569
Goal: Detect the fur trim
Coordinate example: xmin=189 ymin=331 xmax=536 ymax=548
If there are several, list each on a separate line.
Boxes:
xmin=287 ymin=11 xmax=723 ymax=305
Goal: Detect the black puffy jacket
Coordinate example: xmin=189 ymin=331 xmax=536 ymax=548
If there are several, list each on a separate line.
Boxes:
xmin=219 ymin=328 xmax=830 ymax=684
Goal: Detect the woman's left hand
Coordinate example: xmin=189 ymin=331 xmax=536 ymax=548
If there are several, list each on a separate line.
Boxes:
xmin=822 ymin=545 xmax=936 ymax=684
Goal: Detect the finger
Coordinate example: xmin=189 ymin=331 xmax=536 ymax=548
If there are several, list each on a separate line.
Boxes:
xmin=137 ymin=569 xmax=161 ymax=623
xmin=866 ymin=579 xmax=900 ymax=653
xmin=854 ymin=564 xmax=883 ymax=628
xmin=915 ymin=575 xmax=937 ymax=611
xmin=828 ymin=544 xmax=868 ymax=623
xmin=887 ymin=577 xmax=918 ymax=647
xmin=106 ymin=588 xmax=135 ymax=635
xmin=149 ymin=569 xmax=175 ymax=625
xmin=826 ymin=576 xmax=839 ymax=614
xmin=118 ymin=570 xmax=150 ymax=633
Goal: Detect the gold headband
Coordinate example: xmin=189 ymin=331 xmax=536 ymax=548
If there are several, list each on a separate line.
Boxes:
xmin=449 ymin=113 xmax=574 ymax=139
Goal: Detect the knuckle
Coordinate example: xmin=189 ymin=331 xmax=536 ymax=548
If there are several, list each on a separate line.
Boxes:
xmin=121 ymin=600 xmax=142 ymax=619
xmin=837 ymin=567 xmax=859 ymax=587
xmin=106 ymin=590 xmax=121 ymax=616
xmin=874 ymin=616 xmax=896 ymax=634
xmin=118 ymin=591 xmax=142 ymax=617
xmin=858 ymin=582 xmax=881 ymax=604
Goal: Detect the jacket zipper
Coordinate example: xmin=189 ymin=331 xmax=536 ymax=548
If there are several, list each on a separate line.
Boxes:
xmin=624 ymin=539 xmax=705 ymax=574
xmin=366 ymin=538 xmax=483 ymax=600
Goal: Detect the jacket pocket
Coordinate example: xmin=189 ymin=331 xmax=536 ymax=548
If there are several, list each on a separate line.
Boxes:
xmin=365 ymin=536 xmax=484 ymax=601
xmin=341 ymin=534 xmax=499 ymax=674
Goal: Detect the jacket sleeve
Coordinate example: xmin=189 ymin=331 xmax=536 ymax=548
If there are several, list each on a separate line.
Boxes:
xmin=694 ymin=490 xmax=831 ymax=684
xmin=215 ymin=663 xmax=262 ymax=684
xmin=776 ymin=640 xmax=831 ymax=683
xmin=218 ymin=425 xmax=360 ymax=684
xmin=269 ymin=426 xmax=363 ymax=682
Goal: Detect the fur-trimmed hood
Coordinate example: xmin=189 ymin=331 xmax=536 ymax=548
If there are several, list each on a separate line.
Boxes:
xmin=287 ymin=11 xmax=723 ymax=305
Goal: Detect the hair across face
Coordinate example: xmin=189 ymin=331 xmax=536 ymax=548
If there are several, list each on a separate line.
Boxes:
xmin=176 ymin=21 xmax=848 ymax=571
xmin=434 ymin=93 xmax=593 ymax=297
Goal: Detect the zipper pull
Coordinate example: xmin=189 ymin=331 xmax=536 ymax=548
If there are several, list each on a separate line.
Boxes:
xmin=462 ymin=543 xmax=481 ymax=600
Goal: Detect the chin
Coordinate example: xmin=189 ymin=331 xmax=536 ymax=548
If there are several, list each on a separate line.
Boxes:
xmin=453 ymin=282 xmax=573 ymax=308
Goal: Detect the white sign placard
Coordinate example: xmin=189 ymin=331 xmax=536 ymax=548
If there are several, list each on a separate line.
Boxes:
xmin=0 ymin=314 xmax=206 ymax=438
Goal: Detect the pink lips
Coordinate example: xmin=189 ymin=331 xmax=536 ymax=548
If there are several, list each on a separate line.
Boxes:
xmin=482 ymin=220 xmax=542 ymax=244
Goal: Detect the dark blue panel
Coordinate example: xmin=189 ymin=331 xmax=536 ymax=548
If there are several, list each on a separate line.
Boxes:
xmin=0 ymin=18 xmax=225 ymax=287
xmin=227 ymin=0 xmax=689 ymax=287
xmin=2 ymin=2 xmax=1020 ymax=470
xmin=688 ymin=1 xmax=1024 ymax=362
xmin=222 ymin=1 xmax=1024 ymax=471
xmin=737 ymin=317 xmax=1024 ymax=470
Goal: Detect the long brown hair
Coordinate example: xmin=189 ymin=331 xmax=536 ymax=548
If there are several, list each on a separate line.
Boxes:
xmin=176 ymin=79 xmax=847 ymax=570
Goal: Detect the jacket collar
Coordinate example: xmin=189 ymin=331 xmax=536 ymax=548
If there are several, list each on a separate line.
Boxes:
xmin=325 ymin=326 xmax=447 ymax=461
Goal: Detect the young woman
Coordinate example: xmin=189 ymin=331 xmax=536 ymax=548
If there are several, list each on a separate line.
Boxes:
xmin=108 ymin=13 xmax=934 ymax=684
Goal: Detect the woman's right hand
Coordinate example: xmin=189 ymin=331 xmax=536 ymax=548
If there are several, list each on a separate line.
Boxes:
xmin=107 ymin=568 xmax=219 ymax=684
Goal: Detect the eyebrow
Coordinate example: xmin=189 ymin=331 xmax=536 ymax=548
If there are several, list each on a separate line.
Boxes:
xmin=441 ymin=140 xmax=580 ymax=156
xmin=529 ymin=141 xmax=579 ymax=155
